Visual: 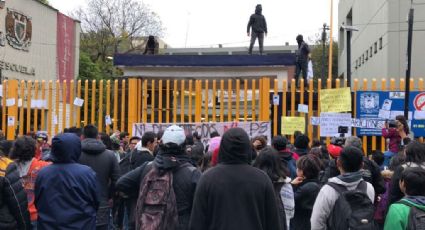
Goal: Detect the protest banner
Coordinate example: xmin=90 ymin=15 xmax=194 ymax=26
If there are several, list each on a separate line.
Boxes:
xmin=281 ymin=117 xmax=305 ymax=135
xmin=320 ymin=87 xmax=351 ymax=113
xmin=132 ymin=121 xmax=271 ymax=146
xmin=320 ymin=113 xmax=352 ymax=137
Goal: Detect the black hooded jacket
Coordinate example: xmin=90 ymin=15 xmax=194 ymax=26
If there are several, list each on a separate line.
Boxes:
xmin=35 ymin=133 xmax=99 ymax=230
xmin=79 ymin=138 xmax=120 ymax=226
xmin=116 ymin=145 xmax=201 ymax=230
xmin=0 ymin=160 xmax=30 ymax=230
xmin=247 ymin=5 xmax=267 ymax=34
xmin=189 ymin=128 xmax=281 ymax=230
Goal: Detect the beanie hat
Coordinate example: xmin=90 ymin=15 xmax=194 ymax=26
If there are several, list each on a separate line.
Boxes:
xmin=328 ymin=144 xmax=342 ymax=159
xmin=162 ymin=125 xmax=186 ymax=145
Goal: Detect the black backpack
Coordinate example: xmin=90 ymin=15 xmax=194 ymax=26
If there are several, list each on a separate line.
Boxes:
xmin=397 ymin=200 xmax=425 ymax=230
xmin=327 ymin=181 xmax=378 ymax=230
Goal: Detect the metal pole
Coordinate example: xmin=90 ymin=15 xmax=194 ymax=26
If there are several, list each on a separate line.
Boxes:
xmin=327 ymin=0 xmax=334 ymax=81
xmin=321 ymin=24 xmax=327 ymax=81
xmin=346 ymin=30 xmax=352 ymax=88
xmin=404 ymin=5 xmax=414 ymax=119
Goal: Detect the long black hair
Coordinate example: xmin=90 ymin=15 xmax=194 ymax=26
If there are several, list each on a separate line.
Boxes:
xmin=396 ymin=115 xmax=410 ymax=134
xmin=253 ymin=146 xmax=287 ymax=181
xmin=405 ymin=141 xmax=425 ymax=165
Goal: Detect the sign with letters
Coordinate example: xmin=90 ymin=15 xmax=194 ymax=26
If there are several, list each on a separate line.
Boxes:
xmin=133 ymin=122 xmax=271 ymax=146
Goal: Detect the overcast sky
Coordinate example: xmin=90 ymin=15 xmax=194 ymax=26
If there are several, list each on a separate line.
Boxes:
xmin=49 ymin=0 xmax=340 ymax=48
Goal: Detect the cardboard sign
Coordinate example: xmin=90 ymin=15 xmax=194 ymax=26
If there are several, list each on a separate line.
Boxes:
xmin=281 ymin=117 xmax=305 ymax=135
xmin=320 ymin=87 xmax=352 ymax=113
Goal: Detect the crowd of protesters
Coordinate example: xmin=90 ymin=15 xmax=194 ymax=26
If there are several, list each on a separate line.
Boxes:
xmin=0 ymin=115 xmax=424 ymax=230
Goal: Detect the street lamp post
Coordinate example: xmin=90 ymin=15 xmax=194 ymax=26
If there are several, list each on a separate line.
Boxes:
xmin=341 ymin=25 xmax=359 ymax=88
xmin=404 ymin=1 xmax=414 ymax=120
xmin=321 ymin=23 xmax=329 ymax=82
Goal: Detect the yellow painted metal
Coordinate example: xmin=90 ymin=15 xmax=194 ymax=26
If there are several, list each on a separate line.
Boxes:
xmin=62 ymin=81 xmax=67 ymax=131
xmin=205 ymin=80 xmax=209 ymax=122
xmin=273 ymin=79 xmax=278 ymax=136
xmin=106 ymin=80 xmax=111 ymax=134
xmin=55 ymin=81 xmax=60 ymax=135
xmin=27 ymin=81 xmax=32 ymax=133
xmin=188 ymin=80 xmax=193 ymax=123
xmin=259 ymin=78 xmax=263 ymax=121
xmin=34 ymin=81 xmax=39 ymax=132
xmin=137 ymin=79 xmax=141 ymax=123
xmin=236 ymin=79 xmax=240 ymax=121
xmin=84 ymin=80 xmax=89 ymax=127
xmin=158 ymin=80 xmax=163 ymax=123
xmin=173 ymin=80 xmax=177 ymax=123
xmin=228 ymin=80 xmax=232 ymax=121
xmin=143 ymin=79 xmax=148 ymax=123
xmin=220 ymin=80 xmax=224 ymax=122
xmin=76 ymin=80 xmax=82 ymax=128
xmin=290 ymin=79 xmax=296 ymax=143
xmin=40 ymin=80 xmax=47 ymax=130
xmin=353 ymin=79 xmax=358 ymax=139
xmin=91 ymin=80 xmax=96 ymax=125
xmin=326 ymin=78 xmax=332 ymax=146
xmin=181 ymin=80 xmax=185 ymax=123
xmin=151 ymin=80 xmax=156 ymax=123
xmin=47 ymin=81 xmax=52 ymax=137
xmin=308 ymin=79 xmax=314 ymax=142
xmin=244 ymin=79 xmax=248 ymax=122
xmin=317 ymin=79 xmax=322 ymax=140
xmin=1 ymin=81 xmax=6 ymax=132
xmin=69 ymin=80 xmax=74 ymax=129
xmin=121 ymin=80 xmax=126 ymax=132
xmin=98 ymin=80 xmax=104 ymax=132
xmin=195 ymin=80 xmax=202 ymax=122
xmin=19 ymin=80 xmax=25 ymax=136
xmin=127 ymin=79 xmax=137 ymax=135
xmin=6 ymin=80 xmax=18 ymax=140
xmin=113 ymin=80 xmax=118 ymax=131
xmin=166 ymin=80 xmax=170 ymax=123
xmin=252 ymin=79 xmax=256 ymax=121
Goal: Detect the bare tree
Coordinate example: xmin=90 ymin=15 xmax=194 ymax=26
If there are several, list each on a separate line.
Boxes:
xmin=74 ymin=0 xmax=164 ymax=61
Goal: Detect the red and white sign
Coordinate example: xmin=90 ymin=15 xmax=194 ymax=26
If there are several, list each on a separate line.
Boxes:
xmin=414 ymin=93 xmax=425 ymax=111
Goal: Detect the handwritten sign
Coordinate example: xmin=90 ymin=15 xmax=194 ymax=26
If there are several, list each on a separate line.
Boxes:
xmin=281 ymin=117 xmax=305 ymax=135
xmin=298 ymin=104 xmax=309 ymax=113
xmin=320 ymin=87 xmax=352 ymax=113
xmin=320 ymin=112 xmax=352 ymax=137
xmin=133 ymin=122 xmax=271 ymax=146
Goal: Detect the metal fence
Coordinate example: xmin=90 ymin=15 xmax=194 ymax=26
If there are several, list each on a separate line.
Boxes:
xmin=1 ymin=77 xmax=423 ymax=153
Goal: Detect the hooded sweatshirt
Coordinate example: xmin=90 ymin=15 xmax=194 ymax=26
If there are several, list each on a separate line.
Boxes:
xmin=247 ymin=4 xmax=267 ymax=34
xmin=35 ymin=133 xmax=99 ymax=230
xmin=79 ymin=138 xmax=120 ymax=226
xmin=189 ymin=128 xmax=281 ymax=230
xmin=384 ymin=196 xmax=425 ymax=230
xmin=310 ymin=172 xmax=375 ymax=230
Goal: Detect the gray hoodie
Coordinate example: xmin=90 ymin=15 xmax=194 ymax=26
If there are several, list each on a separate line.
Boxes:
xmin=310 ymin=176 xmax=375 ymax=230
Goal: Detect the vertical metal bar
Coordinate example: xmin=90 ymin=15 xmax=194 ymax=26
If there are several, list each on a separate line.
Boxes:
xmin=41 ymin=81 xmax=46 ymax=131
xmin=158 ymin=80 xmax=163 ymax=123
xmin=19 ymin=80 xmax=25 ymax=136
xmin=47 ymin=81 xmax=52 ymax=137
xmin=151 ymin=80 xmax=156 ymax=123
xmin=121 ymin=80 xmax=126 ymax=132
xmin=98 ymin=80 xmax=104 ymax=132
xmin=27 ymin=81 xmax=32 ymax=133
xmin=106 ymin=80 xmax=111 ymax=134
xmin=62 ymin=80 xmax=67 ymax=131
xmin=113 ymin=80 xmax=118 ymax=131
xmin=220 ymin=80 xmax=224 ymax=122
xmin=91 ymin=80 xmax=96 ymax=125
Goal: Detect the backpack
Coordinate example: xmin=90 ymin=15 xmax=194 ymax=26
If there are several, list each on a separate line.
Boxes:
xmin=397 ymin=200 xmax=425 ymax=230
xmin=373 ymin=179 xmax=391 ymax=223
xmin=327 ymin=181 xmax=378 ymax=230
xmin=135 ymin=163 xmax=178 ymax=230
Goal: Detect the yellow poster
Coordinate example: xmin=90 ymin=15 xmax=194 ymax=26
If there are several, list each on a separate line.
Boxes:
xmin=320 ymin=87 xmax=352 ymax=113
xmin=281 ymin=116 xmax=305 ymax=135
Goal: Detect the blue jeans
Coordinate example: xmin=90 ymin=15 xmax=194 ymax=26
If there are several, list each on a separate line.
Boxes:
xmin=383 ymin=151 xmax=396 ymax=167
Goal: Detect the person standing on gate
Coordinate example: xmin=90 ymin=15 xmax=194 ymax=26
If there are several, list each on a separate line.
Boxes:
xmin=294 ymin=34 xmax=310 ymax=89
xmin=247 ymin=4 xmax=267 ymax=55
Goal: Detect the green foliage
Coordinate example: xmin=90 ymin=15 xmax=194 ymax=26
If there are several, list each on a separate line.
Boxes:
xmin=78 ymin=52 xmax=102 ymax=81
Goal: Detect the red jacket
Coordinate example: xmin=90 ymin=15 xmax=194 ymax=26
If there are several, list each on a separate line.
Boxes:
xmin=382 ymin=128 xmax=401 ymax=153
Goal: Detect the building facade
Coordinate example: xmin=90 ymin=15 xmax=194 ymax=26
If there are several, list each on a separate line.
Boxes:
xmin=0 ymin=0 xmax=80 ymax=82
xmin=338 ymin=0 xmax=425 ymax=87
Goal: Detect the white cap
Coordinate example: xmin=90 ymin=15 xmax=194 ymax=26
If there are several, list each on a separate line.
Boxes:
xmin=162 ymin=125 xmax=186 ymax=145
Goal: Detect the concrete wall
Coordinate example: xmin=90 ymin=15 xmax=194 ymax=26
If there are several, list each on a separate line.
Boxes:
xmin=0 ymin=0 xmax=80 ymax=81
xmin=338 ymin=0 xmax=425 ymax=87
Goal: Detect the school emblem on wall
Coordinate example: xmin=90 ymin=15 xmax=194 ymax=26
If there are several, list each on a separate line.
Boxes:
xmin=5 ymin=8 xmax=32 ymax=51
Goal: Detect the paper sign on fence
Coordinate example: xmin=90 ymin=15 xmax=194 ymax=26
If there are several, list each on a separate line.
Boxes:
xmin=378 ymin=109 xmax=391 ymax=119
xmin=281 ymin=117 xmax=305 ymax=135
xmin=7 ymin=116 xmax=15 ymax=126
xmin=311 ymin=117 xmax=320 ymax=126
xmin=105 ymin=115 xmax=112 ymax=125
xmin=319 ymin=113 xmax=352 ymax=137
xmin=319 ymin=87 xmax=351 ymax=113
xmin=74 ymin=97 xmax=84 ymax=107
xmin=273 ymin=95 xmax=280 ymax=105
xmin=6 ymin=98 xmax=15 ymax=107
xmin=298 ymin=104 xmax=309 ymax=113
xmin=53 ymin=115 xmax=58 ymax=125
